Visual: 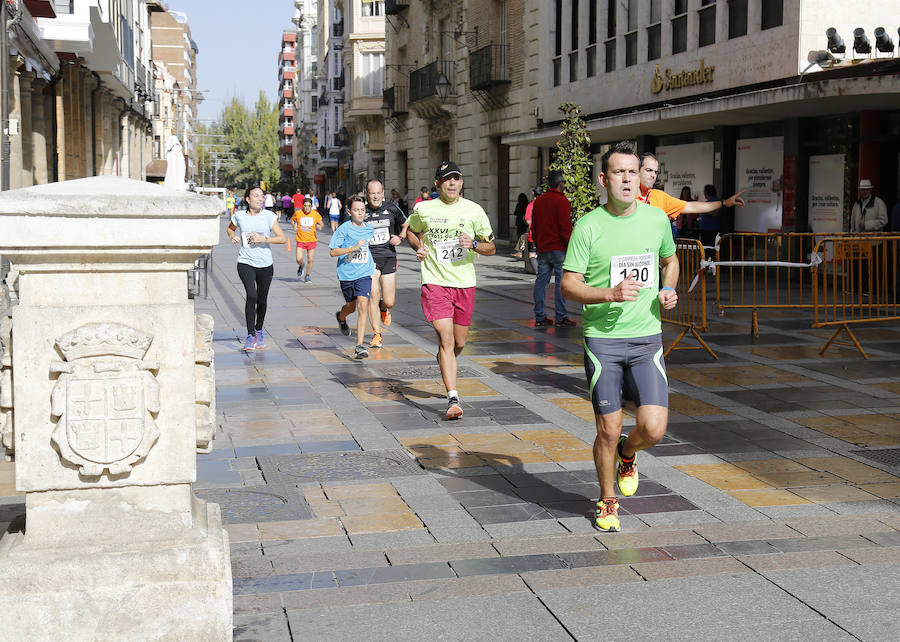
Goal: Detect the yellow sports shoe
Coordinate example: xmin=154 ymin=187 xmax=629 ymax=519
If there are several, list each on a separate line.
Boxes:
xmin=595 ymin=497 xmax=620 ymax=532
xmin=616 ymin=435 xmax=639 ymax=497
xmin=370 ymin=332 xmax=383 ymax=349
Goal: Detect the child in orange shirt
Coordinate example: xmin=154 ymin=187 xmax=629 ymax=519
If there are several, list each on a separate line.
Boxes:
xmin=292 ymin=197 xmax=324 ymax=283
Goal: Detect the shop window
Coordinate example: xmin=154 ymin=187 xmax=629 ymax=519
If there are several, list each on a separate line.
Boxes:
xmin=647 ymin=23 xmax=661 ymax=61
xmin=728 ymin=0 xmax=748 ymax=39
xmin=761 ymin=0 xmax=783 ymax=30
xmin=625 ymin=32 xmax=637 ymax=67
xmin=699 ymin=1 xmax=716 ymax=48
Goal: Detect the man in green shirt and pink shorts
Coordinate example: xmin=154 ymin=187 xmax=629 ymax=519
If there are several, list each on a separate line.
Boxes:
xmin=561 ymin=141 xmax=680 ymax=533
xmin=406 ymin=161 xmax=496 ymax=420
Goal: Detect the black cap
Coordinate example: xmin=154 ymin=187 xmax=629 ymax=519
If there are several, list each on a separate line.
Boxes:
xmin=435 ymin=161 xmax=462 ymax=181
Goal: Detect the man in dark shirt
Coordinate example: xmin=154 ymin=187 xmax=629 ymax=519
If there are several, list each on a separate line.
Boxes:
xmin=341 ymin=179 xmax=407 ymax=347
xmin=532 ymin=170 xmax=576 ymax=327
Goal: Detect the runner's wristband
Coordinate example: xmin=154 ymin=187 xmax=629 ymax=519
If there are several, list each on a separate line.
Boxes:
xmin=661 ymin=286 xmax=675 ymax=291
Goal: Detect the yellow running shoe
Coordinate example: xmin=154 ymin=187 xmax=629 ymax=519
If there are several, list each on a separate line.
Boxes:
xmin=595 ymin=497 xmax=620 ymax=532
xmin=616 ymin=435 xmax=639 ymax=497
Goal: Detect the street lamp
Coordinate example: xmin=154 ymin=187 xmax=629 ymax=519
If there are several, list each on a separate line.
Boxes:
xmin=436 ymin=72 xmax=451 ymax=100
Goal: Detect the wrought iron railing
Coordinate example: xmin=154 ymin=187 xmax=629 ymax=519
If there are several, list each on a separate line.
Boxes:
xmin=469 ymin=44 xmax=510 ymax=90
xmin=385 ymin=0 xmax=409 ymax=15
xmin=383 ymin=85 xmax=408 ymax=116
xmin=409 ymin=60 xmax=455 ymax=103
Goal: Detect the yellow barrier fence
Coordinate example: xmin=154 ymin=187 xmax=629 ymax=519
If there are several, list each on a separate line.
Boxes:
xmin=812 ymin=235 xmax=900 ymax=359
xmin=662 ymin=238 xmax=716 ymax=359
xmin=714 ymin=233 xmax=823 ymax=336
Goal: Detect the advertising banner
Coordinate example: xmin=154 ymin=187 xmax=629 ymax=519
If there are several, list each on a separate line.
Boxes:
xmin=655 ymin=142 xmax=714 ymax=201
xmin=734 ymin=137 xmax=784 ymax=232
xmin=808 ymin=154 xmax=844 ymax=235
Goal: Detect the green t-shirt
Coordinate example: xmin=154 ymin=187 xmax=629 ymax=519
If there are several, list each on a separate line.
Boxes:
xmin=562 ymin=201 xmax=676 ymax=338
xmin=406 ymin=197 xmax=494 ymax=288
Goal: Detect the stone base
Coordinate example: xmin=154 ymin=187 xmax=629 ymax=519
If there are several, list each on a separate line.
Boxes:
xmin=0 ymin=495 xmax=232 ymax=641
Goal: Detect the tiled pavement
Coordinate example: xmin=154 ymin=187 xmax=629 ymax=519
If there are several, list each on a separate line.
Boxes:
xmin=6 ymin=219 xmax=900 ymax=640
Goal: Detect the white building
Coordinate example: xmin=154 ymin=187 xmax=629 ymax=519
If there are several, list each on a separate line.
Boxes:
xmin=293 ymin=0 xmax=319 ymax=190
xmin=315 ymin=0 xmax=349 ymax=195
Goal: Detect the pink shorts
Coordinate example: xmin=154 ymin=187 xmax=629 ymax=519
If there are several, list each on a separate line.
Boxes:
xmin=296 ymin=241 xmax=317 ymax=250
xmin=420 ymin=284 xmax=475 ymax=326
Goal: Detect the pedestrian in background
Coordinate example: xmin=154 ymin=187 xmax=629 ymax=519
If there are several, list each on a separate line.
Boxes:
xmin=532 ymin=171 xmax=576 ymax=327
xmin=292 ymin=197 xmax=324 ymax=283
xmin=511 ymin=192 xmax=529 ymax=258
xmin=698 ymin=184 xmax=721 ymax=257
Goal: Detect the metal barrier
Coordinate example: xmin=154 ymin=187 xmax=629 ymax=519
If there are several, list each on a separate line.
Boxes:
xmin=663 ymin=238 xmax=717 ymax=359
xmin=812 ymin=235 xmax=900 ymax=359
xmin=714 ymin=233 xmax=822 ymax=336
xmin=188 ymin=252 xmax=211 ymax=299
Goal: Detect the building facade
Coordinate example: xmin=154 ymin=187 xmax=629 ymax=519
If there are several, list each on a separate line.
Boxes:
xmin=278 ymin=30 xmax=298 ymax=184
xmin=339 ymin=0 xmax=385 ymax=191
xmin=383 ymin=0 xmax=538 ymax=240
xmin=3 ymin=0 xmax=157 ymax=187
xmin=504 ymin=0 xmax=900 ymax=234
xmin=315 ymin=0 xmax=349 ymax=195
xmin=293 ymin=0 xmax=319 ymax=191
xmin=148 ymin=4 xmax=199 ymax=182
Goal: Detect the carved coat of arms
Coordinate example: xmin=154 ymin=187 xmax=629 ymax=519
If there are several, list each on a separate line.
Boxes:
xmin=50 ymin=323 xmax=160 ymax=476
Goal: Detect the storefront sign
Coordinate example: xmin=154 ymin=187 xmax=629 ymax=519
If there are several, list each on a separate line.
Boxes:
xmin=808 ymin=154 xmax=844 ymax=234
xmin=734 ymin=137 xmax=784 ymax=233
xmin=651 ymin=60 xmax=715 ymax=94
xmin=656 ymin=142 xmax=713 ymax=201
xmin=313 ymin=173 xmax=325 ymax=184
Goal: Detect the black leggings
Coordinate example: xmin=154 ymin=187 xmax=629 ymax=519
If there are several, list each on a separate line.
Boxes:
xmin=237 ymin=263 xmax=274 ymax=336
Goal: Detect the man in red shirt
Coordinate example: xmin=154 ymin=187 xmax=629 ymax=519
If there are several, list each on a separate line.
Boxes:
xmin=638 ymin=153 xmax=744 ymax=241
xmin=292 ymin=189 xmax=305 ymax=215
xmin=531 ymin=170 xmax=576 ymax=327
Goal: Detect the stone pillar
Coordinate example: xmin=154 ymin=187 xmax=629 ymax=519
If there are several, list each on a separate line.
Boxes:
xmin=31 ymin=79 xmax=49 ymax=185
xmin=18 ymin=71 xmax=35 ymax=187
xmin=8 ymin=60 xmax=23 ymax=189
xmin=0 ymin=177 xmax=231 ymax=640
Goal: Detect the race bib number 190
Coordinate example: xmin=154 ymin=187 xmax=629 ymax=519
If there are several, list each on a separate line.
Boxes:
xmin=610 ymin=253 xmax=656 ymax=289
xmin=434 ymin=239 xmax=466 ymax=264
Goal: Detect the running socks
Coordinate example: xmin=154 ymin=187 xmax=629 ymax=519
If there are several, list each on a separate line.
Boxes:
xmin=617 ymin=438 xmax=635 ymax=464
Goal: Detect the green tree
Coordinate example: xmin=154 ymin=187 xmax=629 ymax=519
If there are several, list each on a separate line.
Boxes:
xmin=218 ymin=91 xmax=279 ymax=189
xmin=549 ymin=102 xmax=596 ymax=222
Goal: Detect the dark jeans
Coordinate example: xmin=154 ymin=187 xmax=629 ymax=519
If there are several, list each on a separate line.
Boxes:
xmin=533 ymin=250 xmax=567 ymax=322
xmin=237 ymin=263 xmax=274 ymax=336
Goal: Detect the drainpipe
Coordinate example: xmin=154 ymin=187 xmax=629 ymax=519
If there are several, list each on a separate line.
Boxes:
xmin=90 ymin=72 xmax=101 ymax=176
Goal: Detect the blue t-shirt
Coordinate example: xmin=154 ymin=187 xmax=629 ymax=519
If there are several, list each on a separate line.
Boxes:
xmin=330 ymin=221 xmax=374 ymax=281
xmin=231 ymin=210 xmax=278 ymax=267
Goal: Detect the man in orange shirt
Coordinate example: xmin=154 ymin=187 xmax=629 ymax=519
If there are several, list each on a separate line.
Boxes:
xmin=638 ymin=153 xmax=745 ymax=241
xmin=292 ymin=197 xmax=324 ymax=283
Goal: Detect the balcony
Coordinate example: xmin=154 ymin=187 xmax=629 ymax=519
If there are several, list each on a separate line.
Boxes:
xmin=319 ymin=86 xmax=329 ymax=106
xmin=409 ymin=60 xmax=455 ymax=104
xmin=385 ymin=0 xmax=409 ymax=15
xmin=382 ymin=85 xmax=408 ymax=117
xmin=469 ymin=44 xmax=510 ymax=91
xmin=332 ymin=20 xmax=344 ymax=37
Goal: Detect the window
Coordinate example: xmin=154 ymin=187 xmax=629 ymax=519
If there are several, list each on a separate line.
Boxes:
xmin=647 ymin=24 xmax=660 ymax=61
xmin=699 ymin=0 xmax=715 ymax=48
xmin=311 ymin=96 xmax=318 ymax=112
xmin=625 ymin=0 xmax=637 ymax=66
xmin=728 ymin=0 xmax=748 ymax=39
xmin=672 ymin=0 xmax=687 ymax=55
xmin=761 ymin=0 xmax=783 ymax=30
xmin=311 ymin=26 xmax=318 ymax=52
xmin=588 ymin=0 xmax=597 ymax=45
xmin=361 ymin=0 xmax=383 ymax=17
xmin=605 ymin=0 xmax=616 ymax=72
xmin=605 ymin=38 xmax=615 ymax=72
xmin=360 ymin=52 xmax=383 ymax=96
xmin=569 ymin=51 xmax=578 ymax=82
xmin=571 ymin=0 xmax=579 ymax=50
xmin=553 ymin=0 xmax=562 ymax=86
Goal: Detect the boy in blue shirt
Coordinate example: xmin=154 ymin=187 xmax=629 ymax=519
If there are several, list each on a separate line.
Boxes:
xmin=330 ymin=194 xmax=375 ymax=359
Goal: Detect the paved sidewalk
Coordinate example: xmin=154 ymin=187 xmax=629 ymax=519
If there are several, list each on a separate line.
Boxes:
xmin=8 ymin=218 xmax=900 ymax=640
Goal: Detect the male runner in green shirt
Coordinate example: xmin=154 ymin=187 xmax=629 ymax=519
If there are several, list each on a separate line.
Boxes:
xmin=561 ymin=140 xmax=679 ymax=532
xmin=406 ymin=161 xmax=496 ymax=420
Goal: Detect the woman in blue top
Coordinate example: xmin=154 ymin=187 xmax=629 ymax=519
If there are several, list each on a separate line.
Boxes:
xmin=227 ymin=185 xmax=286 ymax=352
